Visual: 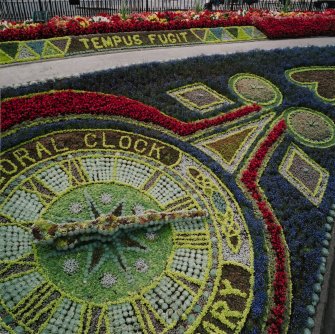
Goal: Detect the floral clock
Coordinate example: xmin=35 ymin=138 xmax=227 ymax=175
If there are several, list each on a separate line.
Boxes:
xmin=1 ymin=64 xmax=334 ymax=334
xmin=0 ymin=107 xmax=256 ymax=334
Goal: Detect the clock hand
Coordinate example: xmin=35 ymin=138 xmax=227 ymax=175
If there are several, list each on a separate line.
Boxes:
xmin=32 ymin=209 xmax=207 ymax=250
xmin=84 ymin=189 xmax=101 ymax=219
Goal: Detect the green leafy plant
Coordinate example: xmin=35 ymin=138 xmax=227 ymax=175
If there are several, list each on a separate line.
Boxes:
xmin=283 ymin=0 xmax=292 ymax=13
xmin=194 ymin=0 xmax=203 ymax=13
xmin=120 ymin=0 xmax=130 ymax=20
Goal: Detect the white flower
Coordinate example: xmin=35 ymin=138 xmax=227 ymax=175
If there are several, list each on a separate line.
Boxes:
xmin=63 ymin=258 xmax=79 ymax=275
xmin=0 ymin=20 xmax=9 ymax=31
xmin=101 ymin=193 xmax=112 ymax=204
xmin=133 ymin=204 xmax=145 ymax=215
xmin=101 ymin=273 xmax=117 ymax=288
xmin=145 ymin=232 xmax=156 ymax=241
xmin=69 ymin=202 xmax=83 ymax=214
xmin=135 ymin=259 xmax=149 ymax=273
xmin=90 ymin=16 xmax=110 ymax=23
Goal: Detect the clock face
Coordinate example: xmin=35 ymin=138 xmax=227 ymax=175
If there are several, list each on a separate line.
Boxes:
xmin=0 ymin=127 xmax=254 ymax=334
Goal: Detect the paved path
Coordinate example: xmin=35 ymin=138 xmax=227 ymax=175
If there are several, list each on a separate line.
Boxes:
xmin=0 ymin=36 xmax=335 ymax=88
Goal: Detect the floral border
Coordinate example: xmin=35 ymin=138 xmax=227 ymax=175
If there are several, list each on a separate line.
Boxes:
xmin=1 ymin=90 xmax=261 ymax=134
xmin=0 ymin=26 xmax=265 ymax=66
xmin=240 ymin=119 xmax=292 ymax=334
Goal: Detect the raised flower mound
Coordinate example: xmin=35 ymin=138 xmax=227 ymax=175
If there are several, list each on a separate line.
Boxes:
xmin=0 ymin=9 xmax=334 ymax=41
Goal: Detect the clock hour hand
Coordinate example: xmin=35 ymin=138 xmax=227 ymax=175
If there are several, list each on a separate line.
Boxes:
xmin=32 ymin=209 xmax=207 ymax=250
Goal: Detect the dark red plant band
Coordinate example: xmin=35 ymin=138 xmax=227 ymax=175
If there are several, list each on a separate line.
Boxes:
xmin=241 ymin=120 xmax=288 ymax=334
xmin=1 ymin=90 xmax=261 ymax=135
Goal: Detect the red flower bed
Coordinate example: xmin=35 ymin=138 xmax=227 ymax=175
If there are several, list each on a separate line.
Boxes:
xmin=255 ymin=13 xmax=335 ymax=38
xmin=241 ymin=120 xmax=288 ymax=334
xmin=0 ymin=11 xmax=252 ymax=42
xmin=1 ymin=90 xmax=261 ymax=135
xmin=0 ymin=9 xmax=334 ymax=42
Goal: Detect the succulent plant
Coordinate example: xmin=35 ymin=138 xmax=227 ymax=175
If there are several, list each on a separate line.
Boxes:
xmin=100 ymin=193 xmax=112 ymax=204
xmin=69 ymin=203 xmax=83 ymax=214
xmin=135 ymin=259 xmax=149 ymax=273
xmin=63 ymin=258 xmax=79 ymax=275
xmin=145 ymin=231 xmax=156 ymax=240
xmin=101 ymin=273 xmax=117 ymax=288
xmin=133 ymin=204 xmax=145 ymax=215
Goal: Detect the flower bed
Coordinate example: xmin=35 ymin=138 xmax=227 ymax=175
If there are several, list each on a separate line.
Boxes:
xmin=0 ymin=90 xmax=261 ymax=133
xmin=0 ymin=9 xmax=334 ymax=42
xmin=0 ymin=47 xmax=335 ymax=334
xmin=0 ymin=26 xmax=267 ymax=65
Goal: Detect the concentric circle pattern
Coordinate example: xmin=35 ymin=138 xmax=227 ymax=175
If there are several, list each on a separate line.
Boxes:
xmin=0 ymin=126 xmax=254 ymax=334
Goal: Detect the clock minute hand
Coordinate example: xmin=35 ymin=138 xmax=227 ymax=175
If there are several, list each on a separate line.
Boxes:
xmin=32 ymin=209 xmax=208 ymax=251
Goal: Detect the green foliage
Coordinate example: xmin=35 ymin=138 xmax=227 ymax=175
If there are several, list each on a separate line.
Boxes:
xmin=194 ymin=0 xmax=203 ymax=13
xmin=37 ymin=225 xmax=173 ymax=303
xmin=43 ymin=183 xmax=159 ymax=222
xmin=120 ymin=0 xmax=130 ymax=20
xmin=283 ymin=0 xmax=292 ymax=13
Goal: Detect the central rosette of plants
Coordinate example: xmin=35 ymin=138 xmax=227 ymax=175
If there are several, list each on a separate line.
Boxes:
xmin=33 ymin=196 xmax=206 ymax=303
xmin=33 ymin=185 xmax=198 ymax=303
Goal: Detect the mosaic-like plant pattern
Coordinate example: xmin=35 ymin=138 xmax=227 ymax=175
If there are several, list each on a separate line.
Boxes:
xmin=284 ymin=108 xmax=335 ymax=148
xmin=229 ymin=73 xmax=283 ymax=108
xmin=1 ymin=52 xmax=335 ymax=334
xmin=0 ymin=26 xmax=266 ymax=66
xmin=286 ymin=67 xmax=335 ymax=104
xmin=167 ymin=83 xmax=233 ymax=113
xmin=0 ymin=128 xmax=255 ymax=334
